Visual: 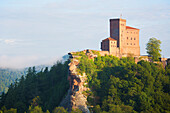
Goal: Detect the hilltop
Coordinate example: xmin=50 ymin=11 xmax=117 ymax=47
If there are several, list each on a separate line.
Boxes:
xmin=0 ymin=50 xmax=169 ymax=113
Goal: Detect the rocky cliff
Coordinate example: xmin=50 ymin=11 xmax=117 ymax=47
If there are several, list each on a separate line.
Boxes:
xmin=60 ymin=50 xmax=95 ymax=113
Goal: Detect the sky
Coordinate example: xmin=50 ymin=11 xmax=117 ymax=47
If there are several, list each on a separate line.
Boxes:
xmin=0 ymin=0 xmax=170 ymax=68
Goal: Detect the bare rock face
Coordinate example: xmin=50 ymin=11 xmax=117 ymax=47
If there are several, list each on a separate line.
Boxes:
xmin=60 ymin=57 xmax=90 ymax=113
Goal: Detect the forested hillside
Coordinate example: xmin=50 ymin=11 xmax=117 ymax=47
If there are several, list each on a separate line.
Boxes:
xmin=0 ymin=62 xmax=69 ymax=113
xmin=78 ymin=54 xmax=170 ymax=113
xmin=0 ymin=54 xmax=169 ymax=113
xmin=0 ymin=69 xmax=26 ymax=94
xmin=0 ymin=65 xmax=51 ymax=95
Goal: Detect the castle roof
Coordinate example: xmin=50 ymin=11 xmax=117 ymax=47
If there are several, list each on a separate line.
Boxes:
xmin=103 ymin=37 xmax=117 ymax=41
xmin=126 ymin=26 xmax=139 ymax=30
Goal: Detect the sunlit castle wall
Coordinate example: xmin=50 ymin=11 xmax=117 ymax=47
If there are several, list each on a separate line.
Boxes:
xmin=110 ymin=18 xmax=140 ymax=57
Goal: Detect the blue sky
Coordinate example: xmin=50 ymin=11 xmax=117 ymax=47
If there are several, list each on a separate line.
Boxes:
xmin=0 ymin=0 xmax=170 ymax=68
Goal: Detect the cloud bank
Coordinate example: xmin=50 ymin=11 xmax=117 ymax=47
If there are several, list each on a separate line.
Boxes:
xmin=0 ymin=55 xmax=61 ymax=69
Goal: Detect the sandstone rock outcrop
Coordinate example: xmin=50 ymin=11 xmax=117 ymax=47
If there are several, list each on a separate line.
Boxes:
xmin=60 ymin=53 xmax=90 ymax=113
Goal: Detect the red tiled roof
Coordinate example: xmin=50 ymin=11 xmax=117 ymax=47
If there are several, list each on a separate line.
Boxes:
xmin=126 ymin=26 xmax=139 ymax=30
xmin=103 ymin=37 xmax=117 ymax=41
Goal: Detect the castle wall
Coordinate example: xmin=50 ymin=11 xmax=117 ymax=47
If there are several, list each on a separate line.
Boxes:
xmin=122 ymin=28 xmax=140 ymax=56
xmin=101 ymin=40 xmax=109 ymax=51
xmin=109 ymin=40 xmax=117 ymax=56
xmin=119 ymin=19 xmax=126 ymax=54
xmin=99 ymin=51 xmax=110 ymax=56
xmin=109 ymin=18 xmax=140 ymax=57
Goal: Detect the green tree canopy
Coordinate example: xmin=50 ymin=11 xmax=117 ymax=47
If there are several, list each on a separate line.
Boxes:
xmin=146 ymin=37 xmax=161 ymax=61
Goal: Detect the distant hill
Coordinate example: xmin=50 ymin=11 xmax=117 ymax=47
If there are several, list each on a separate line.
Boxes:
xmin=0 ymin=62 xmax=69 ymax=113
xmin=0 ymin=65 xmax=51 ymax=95
xmin=0 ymin=68 xmax=26 ymax=94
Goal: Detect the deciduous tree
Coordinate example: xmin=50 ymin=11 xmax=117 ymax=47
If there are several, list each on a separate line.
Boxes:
xmin=146 ymin=37 xmax=161 ymax=61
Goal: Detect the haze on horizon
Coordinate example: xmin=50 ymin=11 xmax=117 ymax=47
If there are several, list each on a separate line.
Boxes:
xmin=0 ymin=0 xmax=170 ymax=68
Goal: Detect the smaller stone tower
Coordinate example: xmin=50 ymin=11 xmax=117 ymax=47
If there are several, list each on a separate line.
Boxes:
xmin=101 ymin=37 xmax=119 ymax=57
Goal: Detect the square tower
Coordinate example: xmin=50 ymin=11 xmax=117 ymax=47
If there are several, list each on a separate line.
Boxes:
xmin=110 ymin=18 xmax=126 ymax=48
xmin=101 ymin=37 xmax=118 ymax=56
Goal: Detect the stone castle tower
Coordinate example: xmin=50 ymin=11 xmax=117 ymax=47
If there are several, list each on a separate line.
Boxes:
xmin=101 ymin=18 xmax=140 ymax=57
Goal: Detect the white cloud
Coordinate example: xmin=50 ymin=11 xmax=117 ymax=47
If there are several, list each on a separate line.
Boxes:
xmin=0 ymin=55 xmax=37 ymax=68
xmin=0 ymin=39 xmax=18 ymax=45
xmin=0 ymin=55 xmax=62 ymax=69
xmin=4 ymin=39 xmax=16 ymax=45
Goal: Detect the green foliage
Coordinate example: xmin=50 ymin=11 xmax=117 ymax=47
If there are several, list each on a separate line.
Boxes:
xmin=1 ymin=54 xmax=169 ymax=113
xmin=77 ymin=55 xmax=170 ymax=113
xmin=78 ymin=55 xmax=96 ymax=82
xmin=0 ymin=61 xmax=69 ymax=113
xmin=70 ymin=108 xmax=82 ymax=113
xmin=0 ymin=68 xmax=26 ymax=94
xmin=53 ymin=107 xmax=67 ymax=113
xmin=28 ymin=106 xmax=43 ymax=113
xmin=93 ymin=105 xmax=101 ymax=113
xmin=0 ymin=106 xmax=17 ymax=113
xmin=72 ymin=51 xmax=85 ymax=56
xmin=91 ymin=50 xmax=100 ymax=56
xmin=146 ymin=37 xmax=162 ymax=61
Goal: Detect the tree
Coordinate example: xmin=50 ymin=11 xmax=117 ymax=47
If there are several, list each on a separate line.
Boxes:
xmin=53 ymin=107 xmax=68 ymax=113
xmin=146 ymin=37 xmax=161 ymax=61
xmin=71 ymin=108 xmax=82 ymax=113
xmin=28 ymin=106 xmax=43 ymax=113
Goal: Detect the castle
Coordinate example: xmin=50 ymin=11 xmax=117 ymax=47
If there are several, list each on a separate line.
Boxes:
xmin=69 ymin=17 xmax=168 ymax=65
xmin=101 ymin=18 xmax=140 ymax=57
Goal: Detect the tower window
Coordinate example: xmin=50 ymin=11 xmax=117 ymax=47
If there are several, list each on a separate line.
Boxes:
xmin=127 ymin=37 xmax=128 ymax=39
xmin=131 ymin=38 xmax=132 ymax=40
xmin=134 ymin=43 xmax=135 ymax=45
xmin=127 ymin=43 xmax=128 ymax=45
xmin=134 ymin=38 xmax=136 ymax=40
xmin=131 ymin=43 xmax=132 ymax=45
